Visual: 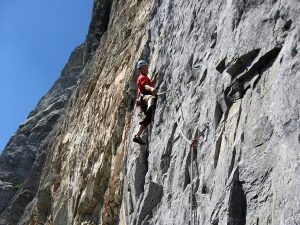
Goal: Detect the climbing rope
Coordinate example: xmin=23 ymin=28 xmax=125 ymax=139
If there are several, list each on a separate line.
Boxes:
xmin=156 ymin=88 xmax=172 ymax=96
xmin=157 ymin=82 xmax=209 ymax=225
xmin=190 ymin=129 xmax=207 ymax=225
xmin=100 ymin=146 xmax=126 ymax=225
xmin=190 ymin=128 xmax=208 ymax=225
xmin=100 ymin=77 xmax=207 ymax=224
xmin=175 ymin=106 xmax=208 ymax=225
xmin=100 ymin=111 xmax=133 ymax=225
xmin=175 ymin=115 xmax=192 ymax=145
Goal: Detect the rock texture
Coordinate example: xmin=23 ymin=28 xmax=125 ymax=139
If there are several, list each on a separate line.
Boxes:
xmin=123 ymin=1 xmax=300 ymax=225
xmin=0 ymin=43 xmax=85 ymax=223
xmin=0 ymin=0 xmax=300 ymax=224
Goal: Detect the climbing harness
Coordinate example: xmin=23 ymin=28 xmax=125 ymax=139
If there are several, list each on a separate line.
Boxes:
xmin=101 ymin=72 xmax=208 ymax=224
xmin=101 ymin=69 xmax=171 ymax=223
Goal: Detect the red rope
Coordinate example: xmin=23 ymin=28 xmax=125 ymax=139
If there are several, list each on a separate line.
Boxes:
xmin=100 ymin=105 xmax=207 ymax=224
xmin=100 ymin=111 xmax=133 ymax=225
xmin=190 ymin=130 xmax=205 ymax=149
xmin=101 ymin=202 xmax=108 ymax=225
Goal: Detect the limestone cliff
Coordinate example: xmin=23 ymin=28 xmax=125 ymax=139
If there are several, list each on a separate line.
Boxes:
xmin=0 ymin=43 xmax=84 ymax=222
xmin=0 ymin=0 xmax=299 ymax=225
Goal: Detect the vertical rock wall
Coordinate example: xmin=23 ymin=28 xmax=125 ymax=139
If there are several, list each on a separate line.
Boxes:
xmin=0 ymin=0 xmax=299 ymax=225
xmin=123 ymin=0 xmax=300 ymax=225
xmin=20 ymin=0 xmax=155 ymax=224
xmin=0 ymin=44 xmax=85 ymax=224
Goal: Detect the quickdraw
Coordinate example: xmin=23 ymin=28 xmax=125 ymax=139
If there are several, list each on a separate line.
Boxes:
xmin=175 ymin=107 xmax=209 ymax=225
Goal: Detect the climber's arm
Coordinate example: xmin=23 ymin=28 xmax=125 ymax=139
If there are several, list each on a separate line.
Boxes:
xmin=144 ymin=84 xmax=157 ymax=95
xmin=151 ymin=70 xmax=160 ymax=85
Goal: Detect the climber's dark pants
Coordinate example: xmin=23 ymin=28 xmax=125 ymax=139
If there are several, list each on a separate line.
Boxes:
xmin=139 ymin=94 xmax=157 ymax=126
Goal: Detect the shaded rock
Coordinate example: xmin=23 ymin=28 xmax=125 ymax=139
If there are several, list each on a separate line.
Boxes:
xmin=0 ymin=182 xmax=16 ymax=213
xmin=135 ymin=181 xmax=163 ymax=225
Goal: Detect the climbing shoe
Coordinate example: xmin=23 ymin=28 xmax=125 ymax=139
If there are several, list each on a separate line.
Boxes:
xmin=133 ymin=135 xmax=146 ymax=145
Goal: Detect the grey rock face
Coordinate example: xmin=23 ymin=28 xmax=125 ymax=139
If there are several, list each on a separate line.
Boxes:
xmin=83 ymin=0 xmax=112 ymax=63
xmin=0 ymin=43 xmax=84 ymax=223
xmin=0 ymin=44 xmax=84 ymax=185
xmin=0 ymin=0 xmax=142 ymax=223
xmin=0 ymin=0 xmax=299 ymax=224
xmin=122 ymin=0 xmax=300 ymax=225
xmin=0 ymin=182 xmax=16 ymax=213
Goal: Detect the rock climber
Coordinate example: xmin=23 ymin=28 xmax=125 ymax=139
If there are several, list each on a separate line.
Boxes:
xmin=133 ymin=60 xmax=159 ymax=145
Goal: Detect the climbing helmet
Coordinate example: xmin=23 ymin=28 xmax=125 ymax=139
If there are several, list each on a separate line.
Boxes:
xmin=137 ymin=60 xmax=148 ymax=69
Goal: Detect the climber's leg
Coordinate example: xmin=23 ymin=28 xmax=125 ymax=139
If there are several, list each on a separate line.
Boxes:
xmin=146 ymin=95 xmax=157 ymax=110
xmin=133 ymin=125 xmax=146 ymax=145
xmin=133 ymin=95 xmax=156 ymax=145
xmin=136 ymin=124 xmax=146 ymax=137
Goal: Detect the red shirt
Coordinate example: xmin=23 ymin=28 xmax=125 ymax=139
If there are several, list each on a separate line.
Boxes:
xmin=137 ymin=73 xmax=153 ymax=96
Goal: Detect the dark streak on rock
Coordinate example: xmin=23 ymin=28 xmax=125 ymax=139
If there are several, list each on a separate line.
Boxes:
xmin=226 ymin=49 xmax=261 ymax=78
xmin=228 ymin=167 xmax=247 ymax=225
xmin=216 ymin=57 xmax=227 ymax=73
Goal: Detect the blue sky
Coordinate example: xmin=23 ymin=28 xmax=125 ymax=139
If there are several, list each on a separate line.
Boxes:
xmin=0 ymin=1 xmax=93 ymax=153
